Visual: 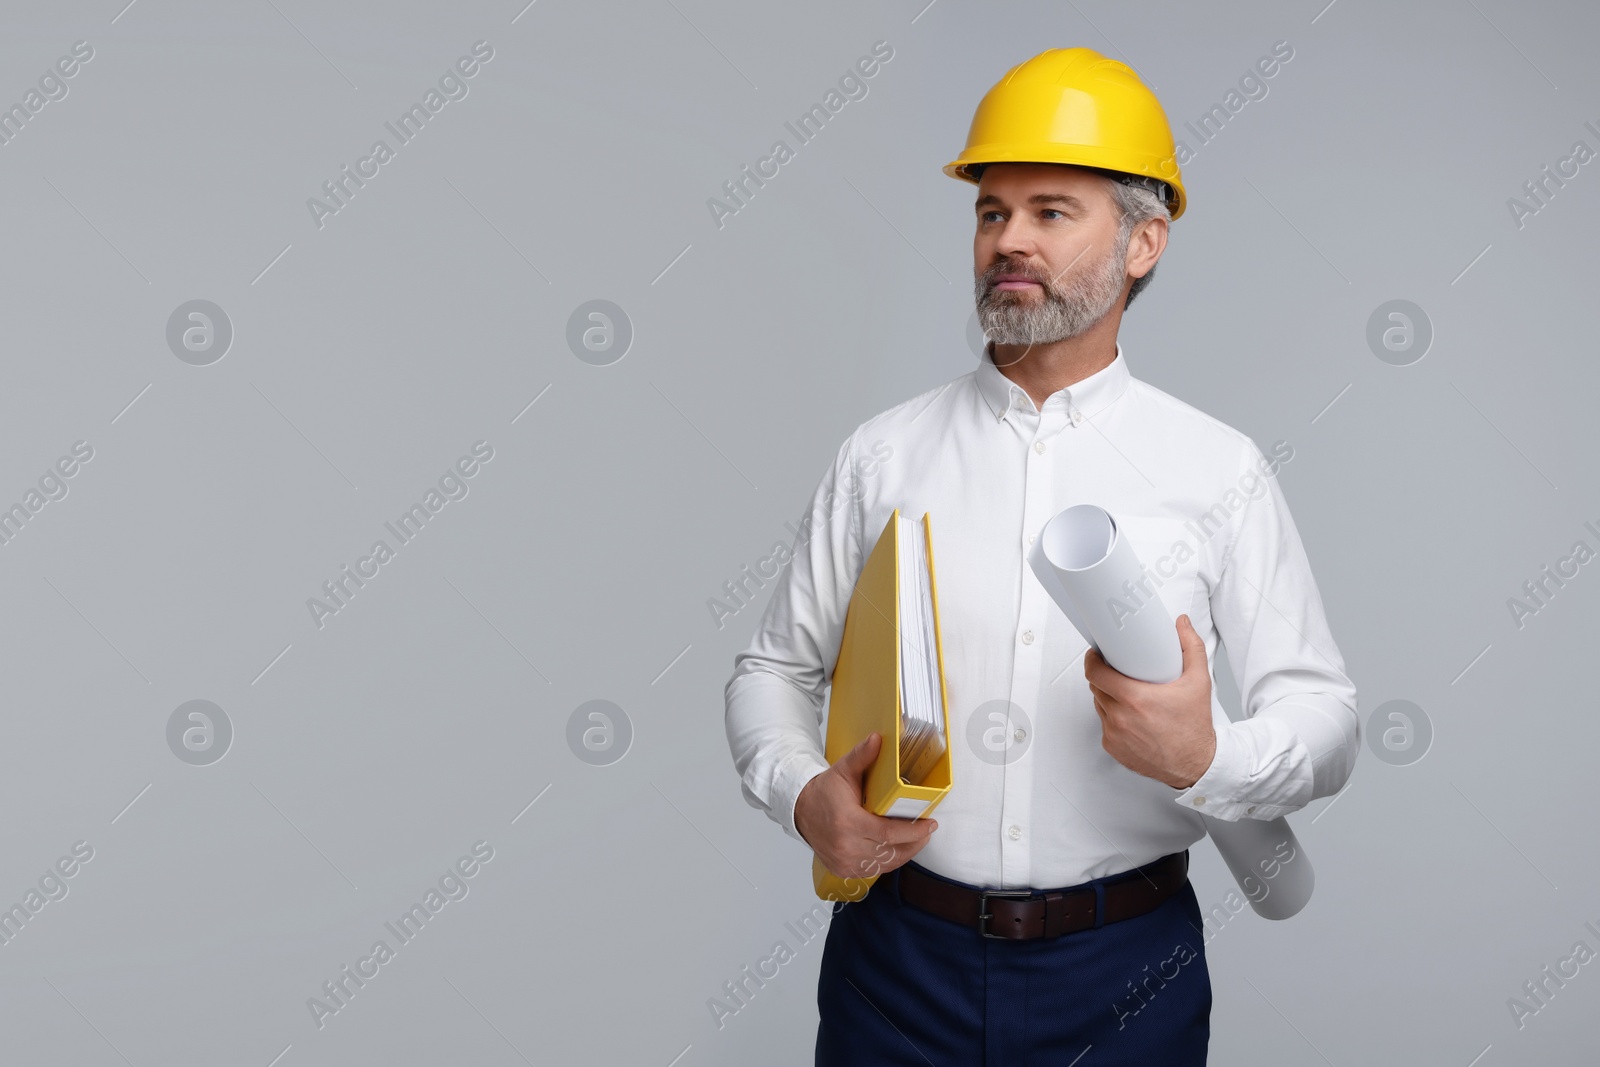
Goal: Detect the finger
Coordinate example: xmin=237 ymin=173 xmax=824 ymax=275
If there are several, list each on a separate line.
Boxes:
xmin=866 ymin=816 xmax=938 ymax=846
xmin=828 ymin=850 xmax=893 ymax=883
xmin=867 ymin=815 xmax=940 ymax=845
xmin=1091 ymin=688 xmax=1117 ymax=723
xmin=875 ymin=833 xmax=934 ymax=873
xmin=1085 ymin=652 xmax=1133 ymax=703
xmin=834 ymin=731 xmax=882 ymax=777
xmin=1083 ymin=647 xmax=1105 ymax=680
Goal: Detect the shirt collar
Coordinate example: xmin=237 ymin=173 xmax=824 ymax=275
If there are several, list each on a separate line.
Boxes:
xmin=975 ymin=339 xmax=1132 ymax=424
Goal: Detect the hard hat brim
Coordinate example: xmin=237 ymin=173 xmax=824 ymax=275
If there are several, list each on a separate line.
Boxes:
xmin=944 ymin=148 xmax=1185 ymax=221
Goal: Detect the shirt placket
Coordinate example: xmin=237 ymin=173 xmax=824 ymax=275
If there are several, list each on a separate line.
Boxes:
xmin=999 ymin=394 xmax=1076 ymax=888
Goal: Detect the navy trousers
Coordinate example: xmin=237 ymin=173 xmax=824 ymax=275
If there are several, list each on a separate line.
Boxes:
xmin=815 ymin=853 xmax=1211 ymax=1065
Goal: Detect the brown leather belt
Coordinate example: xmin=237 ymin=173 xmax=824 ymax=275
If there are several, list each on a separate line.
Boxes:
xmin=895 ymin=851 xmax=1189 ymax=940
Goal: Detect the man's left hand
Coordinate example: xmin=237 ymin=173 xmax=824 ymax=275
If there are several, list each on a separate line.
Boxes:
xmin=1084 ymin=613 xmax=1216 ymax=790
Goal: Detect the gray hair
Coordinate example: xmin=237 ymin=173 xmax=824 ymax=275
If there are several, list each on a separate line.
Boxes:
xmin=1103 ymin=175 xmax=1171 ymax=311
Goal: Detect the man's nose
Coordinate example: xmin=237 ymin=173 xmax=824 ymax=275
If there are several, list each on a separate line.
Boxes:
xmin=994 ymin=217 xmax=1037 ymax=260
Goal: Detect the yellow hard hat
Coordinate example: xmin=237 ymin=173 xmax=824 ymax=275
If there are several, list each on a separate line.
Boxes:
xmin=944 ymin=47 xmax=1186 ymax=221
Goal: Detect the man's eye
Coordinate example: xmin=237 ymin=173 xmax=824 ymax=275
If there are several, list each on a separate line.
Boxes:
xmin=1041 ymin=209 xmax=1064 ymax=220
xmin=981 ymin=211 xmax=1003 ymax=223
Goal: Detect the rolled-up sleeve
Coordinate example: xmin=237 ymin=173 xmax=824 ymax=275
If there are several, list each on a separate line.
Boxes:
xmin=724 ymin=431 xmax=864 ymax=844
xmin=1172 ymin=438 xmax=1361 ymax=821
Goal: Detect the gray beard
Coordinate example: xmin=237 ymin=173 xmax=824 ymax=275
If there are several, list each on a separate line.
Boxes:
xmin=975 ymin=234 xmax=1129 ymax=347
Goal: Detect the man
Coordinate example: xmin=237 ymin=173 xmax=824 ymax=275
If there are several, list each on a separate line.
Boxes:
xmin=723 ymin=47 xmax=1359 ymax=1064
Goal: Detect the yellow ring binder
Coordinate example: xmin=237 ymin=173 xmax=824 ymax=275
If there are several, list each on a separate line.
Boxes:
xmin=811 ymin=509 xmax=954 ymax=902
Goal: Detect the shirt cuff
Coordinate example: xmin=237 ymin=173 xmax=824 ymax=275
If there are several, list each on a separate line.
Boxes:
xmin=1171 ymin=722 xmax=1281 ymax=821
xmin=774 ymin=752 xmax=832 ymax=846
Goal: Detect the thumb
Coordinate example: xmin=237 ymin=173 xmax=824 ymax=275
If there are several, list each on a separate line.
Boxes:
xmin=1177 ymin=614 xmax=1206 ymax=673
xmin=834 ymin=731 xmax=882 ymax=781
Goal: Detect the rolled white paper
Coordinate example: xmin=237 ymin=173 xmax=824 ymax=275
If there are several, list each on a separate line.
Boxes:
xmin=1029 ymin=503 xmax=1315 ymax=920
xmin=1205 ymin=814 xmax=1314 ymax=921
xmin=1029 ymin=504 xmax=1183 ymax=684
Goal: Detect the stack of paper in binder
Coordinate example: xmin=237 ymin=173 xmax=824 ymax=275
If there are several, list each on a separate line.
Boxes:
xmin=812 ymin=509 xmax=953 ymax=903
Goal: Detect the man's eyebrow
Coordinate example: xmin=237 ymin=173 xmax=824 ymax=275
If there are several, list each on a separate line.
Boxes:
xmin=974 ymin=193 xmax=1088 ymax=213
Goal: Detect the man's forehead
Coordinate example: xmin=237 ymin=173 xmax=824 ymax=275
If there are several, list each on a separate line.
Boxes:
xmin=973 ymin=187 xmax=1100 ymax=212
xmin=975 ymin=164 xmax=1108 ymax=206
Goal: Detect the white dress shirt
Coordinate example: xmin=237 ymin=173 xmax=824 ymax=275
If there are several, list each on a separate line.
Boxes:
xmin=723 ymin=341 xmax=1360 ymax=890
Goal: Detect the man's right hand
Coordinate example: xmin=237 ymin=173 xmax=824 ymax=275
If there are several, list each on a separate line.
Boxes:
xmin=795 ymin=732 xmax=939 ymax=881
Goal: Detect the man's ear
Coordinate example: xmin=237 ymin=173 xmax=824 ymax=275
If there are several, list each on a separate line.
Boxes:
xmin=1127 ymin=217 xmax=1168 ymax=280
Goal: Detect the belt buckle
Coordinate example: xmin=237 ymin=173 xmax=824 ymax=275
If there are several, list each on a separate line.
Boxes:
xmin=977 ymin=889 xmax=1037 ymax=939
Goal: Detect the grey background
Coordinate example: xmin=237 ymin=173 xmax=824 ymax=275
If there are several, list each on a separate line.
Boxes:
xmin=0 ymin=0 xmax=1594 ymax=1063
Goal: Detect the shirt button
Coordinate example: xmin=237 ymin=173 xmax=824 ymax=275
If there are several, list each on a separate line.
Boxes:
xmin=1008 ymin=825 xmax=1022 ymax=840
xmin=1192 ymin=796 xmax=1206 ymax=806
xmin=1013 ymin=728 xmax=1026 ymax=742
xmin=1033 ymin=440 xmax=1046 ymax=454
xmin=1246 ymin=805 xmax=1257 ymax=815
xmin=1020 ymin=630 xmax=1034 ymax=645
xmin=1027 ymin=534 xmax=1036 ymax=545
